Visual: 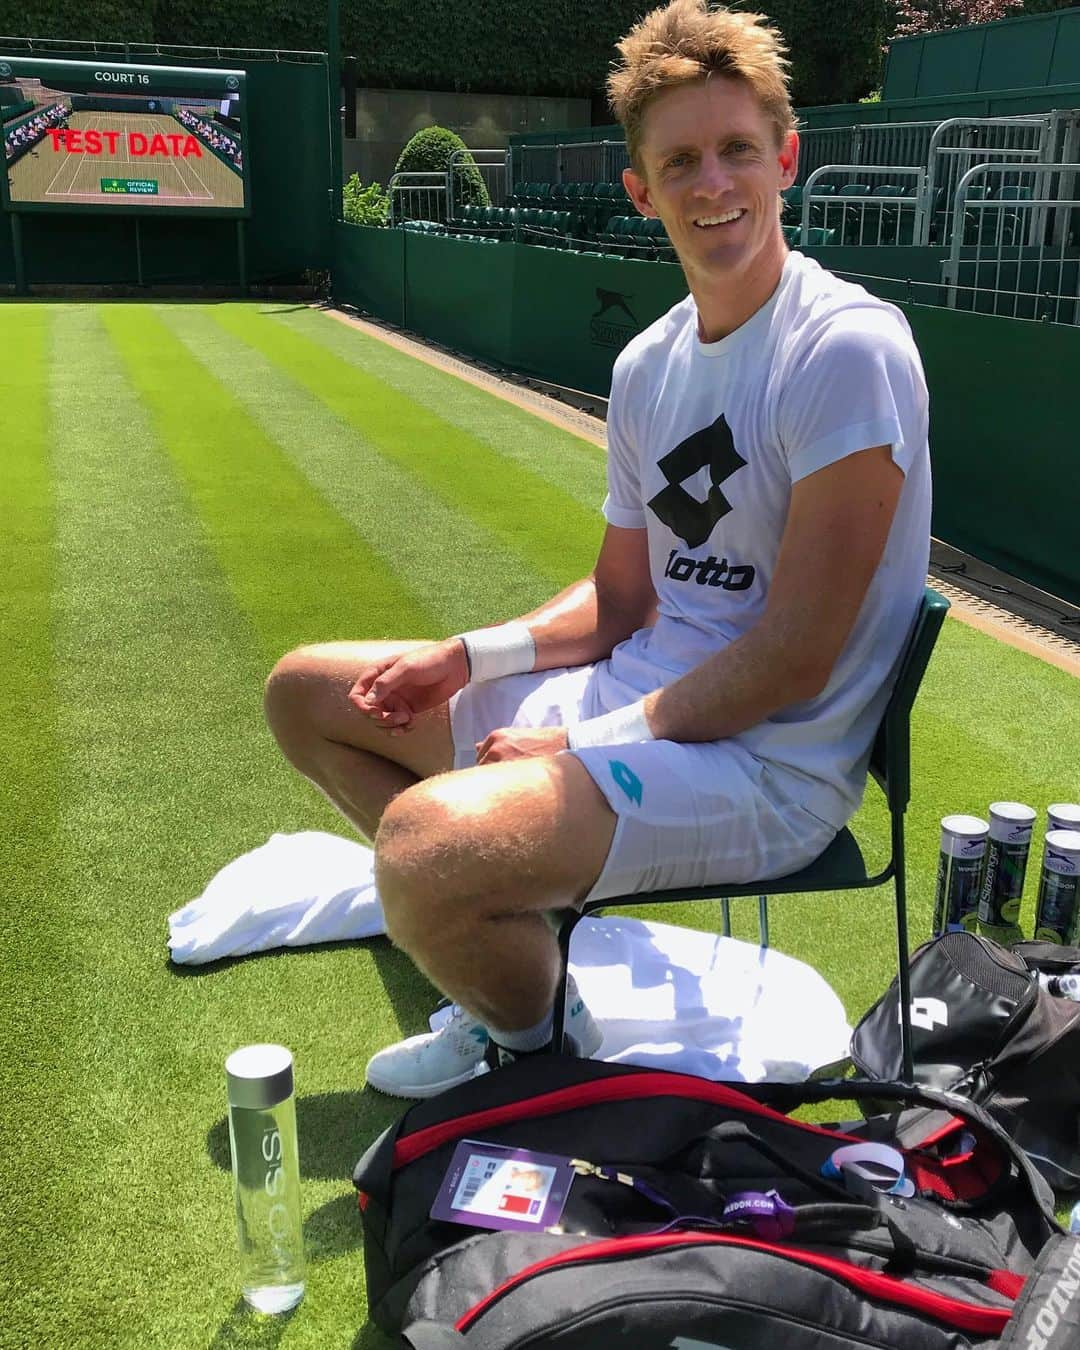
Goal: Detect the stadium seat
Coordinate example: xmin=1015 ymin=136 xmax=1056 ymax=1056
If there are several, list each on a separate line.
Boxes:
xmin=801 ymin=226 xmax=837 ymax=246
xmin=552 ymin=587 xmax=951 ymax=1086
xmin=807 ymin=182 xmax=836 ymax=227
xmin=624 ymin=216 xmax=651 ymax=257
xmin=642 ymin=216 xmax=673 ymax=260
xmin=871 ymin=184 xmax=915 ymax=245
xmin=600 ymin=215 xmax=633 ymax=253
xmin=837 ymin=184 xmax=872 ymax=245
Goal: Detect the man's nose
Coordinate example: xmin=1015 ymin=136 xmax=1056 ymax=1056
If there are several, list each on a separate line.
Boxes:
xmin=692 ymin=152 xmax=736 ymax=199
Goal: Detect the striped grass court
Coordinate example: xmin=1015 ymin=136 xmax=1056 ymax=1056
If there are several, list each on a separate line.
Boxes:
xmin=2 ymin=302 xmax=1076 ymax=1348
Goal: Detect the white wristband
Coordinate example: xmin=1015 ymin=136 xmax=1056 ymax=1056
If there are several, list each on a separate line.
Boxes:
xmin=456 ymin=622 xmax=536 ymax=683
xmin=567 ymin=700 xmax=654 ymax=750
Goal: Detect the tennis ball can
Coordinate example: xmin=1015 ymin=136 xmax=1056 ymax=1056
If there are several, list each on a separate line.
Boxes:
xmin=976 ymin=802 xmax=1035 ymax=944
xmin=226 ymin=1044 xmax=305 ymax=1313
xmin=1047 ymin=804 xmax=1080 ymax=835
xmin=932 ymin=815 xmax=989 ymax=937
xmin=1034 ymin=830 xmax=1080 ymax=945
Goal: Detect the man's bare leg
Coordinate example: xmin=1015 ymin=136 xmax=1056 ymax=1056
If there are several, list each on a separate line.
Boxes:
xmin=374 ymin=754 xmax=617 ymax=1032
xmin=264 ymin=641 xmax=456 ymax=841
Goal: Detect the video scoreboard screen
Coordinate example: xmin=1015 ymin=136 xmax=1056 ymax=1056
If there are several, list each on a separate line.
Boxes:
xmin=0 ymin=55 xmax=249 ymax=216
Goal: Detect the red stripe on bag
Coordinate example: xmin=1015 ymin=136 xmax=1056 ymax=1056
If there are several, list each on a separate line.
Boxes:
xmin=988 ymin=1269 xmax=1026 ymax=1299
xmin=392 ymin=1073 xmax=860 ymax=1170
xmin=455 ymin=1231 xmax=1018 ymax=1335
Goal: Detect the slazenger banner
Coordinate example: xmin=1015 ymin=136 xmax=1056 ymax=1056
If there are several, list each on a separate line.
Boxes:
xmin=0 ymin=55 xmax=248 ymax=214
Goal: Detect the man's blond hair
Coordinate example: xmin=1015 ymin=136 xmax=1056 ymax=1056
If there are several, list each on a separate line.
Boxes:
xmin=608 ymin=0 xmax=795 ymax=172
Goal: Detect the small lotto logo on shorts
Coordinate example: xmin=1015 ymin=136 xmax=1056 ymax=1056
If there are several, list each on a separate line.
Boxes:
xmin=609 ymin=760 xmax=643 ymax=807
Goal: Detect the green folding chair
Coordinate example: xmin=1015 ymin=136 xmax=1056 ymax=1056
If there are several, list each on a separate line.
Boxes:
xmin=552 ymin=586 xmax=950 ymax=1084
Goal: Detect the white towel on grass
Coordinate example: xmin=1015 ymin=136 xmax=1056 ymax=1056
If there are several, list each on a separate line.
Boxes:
xmin=169 ymin=833 xmax=851 ymax=1080
xmin=167 ymin=831 xmax=384 ymax=964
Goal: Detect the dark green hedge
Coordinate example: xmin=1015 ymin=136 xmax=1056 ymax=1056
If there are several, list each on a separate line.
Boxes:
xmin=1 ymin=0 xmax=890 ymax=107
xmin=0 ymin=0 xmax=155 ymax=43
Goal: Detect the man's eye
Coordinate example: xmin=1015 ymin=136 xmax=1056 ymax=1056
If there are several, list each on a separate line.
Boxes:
xmin=666 ymin=154 xmax=689 ymax=168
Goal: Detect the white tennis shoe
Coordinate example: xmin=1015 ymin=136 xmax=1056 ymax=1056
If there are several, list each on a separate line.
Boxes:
xmin=364 ymin=976 xmax=603 ymax=1100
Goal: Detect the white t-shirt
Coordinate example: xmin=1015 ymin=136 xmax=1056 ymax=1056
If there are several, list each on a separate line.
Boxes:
xmin=593 ymin=249 xmax=932 ymax=828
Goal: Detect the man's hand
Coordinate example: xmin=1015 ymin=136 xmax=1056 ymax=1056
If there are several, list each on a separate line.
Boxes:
xmin=475 ymin=726 xmax=569 ymax=764
xmin=349 ymin=638 xmax=469 ymax=732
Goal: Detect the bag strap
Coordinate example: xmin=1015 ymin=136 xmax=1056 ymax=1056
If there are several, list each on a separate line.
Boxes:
xmin=402 ymin=1321 xmax=467 ymax=1348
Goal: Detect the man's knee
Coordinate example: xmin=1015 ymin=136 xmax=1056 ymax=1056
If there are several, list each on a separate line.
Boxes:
xmin=263 ymin=645 xmax=326 ymax=758
xmin=374 ymin=776 xmax=473 ymax=949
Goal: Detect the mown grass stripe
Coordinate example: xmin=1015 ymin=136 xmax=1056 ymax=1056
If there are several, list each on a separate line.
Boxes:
xmin=43 ymin=302 xmax=293 ymax=1346
xmin=0 ymin=306 xmax=67 ymax=1342
xmin=156 ymin=303 xmax=551 ymax=632
xmin=41 ymin=305 xmax=411 ymax=1346
xmin=269 ymin=303 xmax=608 ymax=509
xmin=100 ymin=304 xmax=436 ymax=661
xmin=208 ymin=304 xmax=603 ymax=589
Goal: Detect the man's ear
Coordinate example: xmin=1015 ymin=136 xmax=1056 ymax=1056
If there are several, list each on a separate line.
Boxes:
xmin=779 ymin=130 xmax=799 ymax=190
xmin=623 ymin=164 xmax=658 ymax=219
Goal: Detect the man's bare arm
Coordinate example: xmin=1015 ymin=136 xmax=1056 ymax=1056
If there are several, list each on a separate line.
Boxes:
xmin=518 ymin=523 xmax=657 ymax=671
xmin=643 ymin=446 xmax=904 ymax=741
xmin=351 ymin=523 xmax=655 ymax=726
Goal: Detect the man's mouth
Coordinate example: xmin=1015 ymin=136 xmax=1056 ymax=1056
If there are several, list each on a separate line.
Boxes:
xmin=693 ymin=209 xmax=746 ymax=229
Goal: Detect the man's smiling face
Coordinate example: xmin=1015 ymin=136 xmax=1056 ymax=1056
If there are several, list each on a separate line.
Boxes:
xmin=624 ymin=76 xmax=797 ymax=300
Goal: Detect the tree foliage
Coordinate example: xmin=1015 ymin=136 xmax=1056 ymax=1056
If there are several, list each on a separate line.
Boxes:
xmin=749 ymin=1 xmax=891 ymax=107
xmin=0 ymin=1 xmax=892 ymax=110
xmin=342 ymin=175 xmax=390 ymax=226
xmin=0 ymin=0 xmax=154 ymax=42
xmin=890 ymin=0 xmax=1023 ymax=38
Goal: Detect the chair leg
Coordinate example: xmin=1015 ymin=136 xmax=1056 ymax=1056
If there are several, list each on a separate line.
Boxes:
xmin=720 ymin=898 xmax=731 ymax=937
xmin=892 ymin=816 xmax=915 ymax=1084
xmin=758 ymin=895 xmax=770 ymax=949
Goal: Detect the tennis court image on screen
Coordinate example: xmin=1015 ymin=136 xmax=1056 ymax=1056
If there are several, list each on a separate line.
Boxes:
xmin=1 ymin=57 xmax=247 ymax=211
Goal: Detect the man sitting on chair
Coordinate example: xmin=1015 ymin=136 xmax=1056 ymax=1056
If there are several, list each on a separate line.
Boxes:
xmin=264 ymin=0 xmax=932 ymax=1098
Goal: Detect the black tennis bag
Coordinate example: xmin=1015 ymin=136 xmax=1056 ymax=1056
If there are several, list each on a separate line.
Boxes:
xmin=353 ymin=1057 xmax=1066 ymax=1348
xmin=851 ymin=932 xmax=1080 ymax=1189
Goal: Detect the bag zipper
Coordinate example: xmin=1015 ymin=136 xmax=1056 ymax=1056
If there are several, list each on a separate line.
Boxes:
xmin=454 ymin=1230 xmax=1019 ymax=1336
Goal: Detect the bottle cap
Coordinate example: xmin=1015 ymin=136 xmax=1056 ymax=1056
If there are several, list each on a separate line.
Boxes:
xmin=226 ymin=1043 xmax=294 ymax=1109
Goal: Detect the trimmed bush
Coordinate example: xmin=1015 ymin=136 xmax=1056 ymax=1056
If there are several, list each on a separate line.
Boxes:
xmin=392 ymin=126 xmax=490 ymax=222
xmin=0 ymin=0 xmax=155 ymax=42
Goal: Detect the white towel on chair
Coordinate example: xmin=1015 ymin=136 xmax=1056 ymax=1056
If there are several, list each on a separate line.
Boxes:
xmin=430 ymin=915 xmax=851 ymax=1083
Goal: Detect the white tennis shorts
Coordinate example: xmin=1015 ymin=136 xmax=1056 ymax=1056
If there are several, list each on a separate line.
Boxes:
xmin=449 ymin=663 xmax=839 ymax=905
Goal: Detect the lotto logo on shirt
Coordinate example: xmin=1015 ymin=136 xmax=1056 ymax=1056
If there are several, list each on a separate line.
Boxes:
xmin=664 ymin=551 xmax=755 ymax=590
xmin=648 ymin=413 xmax=747 ymax=549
